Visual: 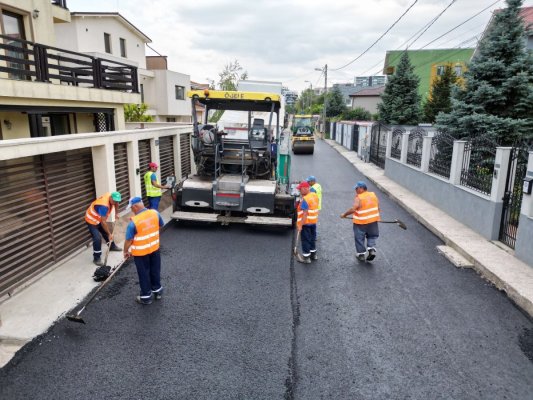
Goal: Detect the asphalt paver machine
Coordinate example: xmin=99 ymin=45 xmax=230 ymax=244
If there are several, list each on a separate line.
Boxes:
xmin=171 ymin=90 xmax=295 ymax=226
xmin=291 ymin=114 xmax=315 ymax=154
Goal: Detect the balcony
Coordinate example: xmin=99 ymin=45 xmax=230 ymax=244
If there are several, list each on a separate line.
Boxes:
xmin=51 ymin=0 xmax=68 ymax=9
xmin=0 ymin=33 xmax=138 ymax=93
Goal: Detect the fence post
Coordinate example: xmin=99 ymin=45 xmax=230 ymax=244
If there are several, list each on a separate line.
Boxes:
xmin=150 ymin=137 xmax=161 ymax=183
xmin=173 ymin=133 xmax=182 ymax=180
xmin=385 ymin=130 xmax=392 ymax=158
xmin=421 ymin=136 xmax=432 ymax=173
xmin=400 ymin=132 xmax=409 ymax=164
xmin=91 ymin=143 xmax=117 ymax=221
xmin=490 ymin=147 xmax=512 ymax=202
xmin=127 ymin=140 xmax=142 ymax=197
xmin=518 ymin=151 xmax=533 ymax=217
xmin=450 ymin=140 xmax=466 ymax=185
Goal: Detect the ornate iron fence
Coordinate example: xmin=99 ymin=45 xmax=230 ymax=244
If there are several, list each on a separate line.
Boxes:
xmin=460 ymin=136 xmax=498 ymax=195
xmin=369 ymin=122 xmax=388 ymax=169
xmin=390 ymin=127 xmax=404 ymax=160
xmin=428 ymin=130 xmax=455 ymax=179
xmin=406 ymin=127 xmax=426 ymax=168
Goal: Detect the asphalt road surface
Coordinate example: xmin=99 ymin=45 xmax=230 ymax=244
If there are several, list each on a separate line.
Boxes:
xmin=1 ymin=139 xmax=532 ymax=400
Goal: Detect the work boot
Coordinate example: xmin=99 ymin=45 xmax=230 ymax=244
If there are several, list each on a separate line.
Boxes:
xmin=310 ymin=251 xmax=318 ymax=261
xmin=296 ymin=254 xmax=311 ymax=264
xmin=109 ymin=242 xmax=122 ymax=252
xmin=366 ymin=247 xmax=376 ymax=261
xmin=136 ymin=295 xmax=153 ymax=305
xmin=152 ymin=287 xmax=163 ymax=300
xmin=93 ymin=258 xmax=104 ymax=267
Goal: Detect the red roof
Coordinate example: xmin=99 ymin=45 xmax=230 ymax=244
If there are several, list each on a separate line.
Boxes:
xmin=494 ymin=6 xmax=533 ymax=29
xmin=349 ymin=86 xmax=385 ymax=97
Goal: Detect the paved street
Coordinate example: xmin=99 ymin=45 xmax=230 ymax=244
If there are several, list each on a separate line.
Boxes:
xmin=1 ymin=139 xmax=533 ymax=399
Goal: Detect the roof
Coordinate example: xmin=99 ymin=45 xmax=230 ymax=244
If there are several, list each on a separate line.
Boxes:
xmin=349 ymin=86 xmax=385 ymax=97
xmin=494 ymin=6 xmax=533 ymax=30
xmin=70 ymin=12 xmax=152 ymax=43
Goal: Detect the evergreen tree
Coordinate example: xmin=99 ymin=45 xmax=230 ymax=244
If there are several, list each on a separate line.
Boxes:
xmin=378 ymin=51 xmax=421 ymax=125
xmin=326 ymin=86 xmax=347 ymax=117
xmin=423 ymin=64 xmax=458 ymax=124
xmin=437 ymin=0 xmax=533 ymax=144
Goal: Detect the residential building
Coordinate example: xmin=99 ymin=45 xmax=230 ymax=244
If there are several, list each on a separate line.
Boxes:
xmin=0 ymin=1 xmax=139 ymax=139
xmin=382 ymin=48 xmax=475 ymax=99
xmin=332 ymin=83 xmax=361 ymax=107
xmin=349 ymin=85 xmax=385 ymax=114
xmin=354 ymin=75 xmax=387 ymax=88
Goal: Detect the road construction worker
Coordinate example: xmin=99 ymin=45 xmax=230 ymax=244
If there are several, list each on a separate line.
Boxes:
xmin=340 ymin=181 xmax=380 ymax=262
xmin=144 ymin=162 xmax=171 ymax=210
xmin=307 ymin=175 xmax=322 ymax=210
xmin=295 ymin=181 xmax=319 ymax=264
xmin=85 ymin=191 xmax=122 ymax=266
xmin=123 ymin=197 xmax=165 ymax=305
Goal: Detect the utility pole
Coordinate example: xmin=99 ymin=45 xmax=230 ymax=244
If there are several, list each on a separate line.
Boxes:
xmin=315 ymin=64 xmax=328 ymax=134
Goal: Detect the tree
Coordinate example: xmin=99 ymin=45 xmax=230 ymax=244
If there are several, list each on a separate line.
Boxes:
xmin=437 ymin=0 xmax=533 ymax=144
xmin=124 ymin=103 xmax=154 ymax=122
xmin=422 ymin=64 xmax=458 ymax=124
xmin=378 ymin=51 xmax=421 ymax=125
xmin=218 ymin=59 xmax=248 ymax=91
xmin=326 ymin=86 xmax=347 ymax=117
xmin=342 ymin=107 xmax=372 ymax=121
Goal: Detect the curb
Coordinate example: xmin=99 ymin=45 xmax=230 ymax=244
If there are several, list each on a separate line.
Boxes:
xmin=326 ymin=140 xmax=533 ymax=318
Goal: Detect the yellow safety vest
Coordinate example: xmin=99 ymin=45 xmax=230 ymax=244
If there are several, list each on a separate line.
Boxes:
xmin=311 ymin=183 xmax=322 ymax=210
xmin=144 ymin=171 xmax=162 ymax=197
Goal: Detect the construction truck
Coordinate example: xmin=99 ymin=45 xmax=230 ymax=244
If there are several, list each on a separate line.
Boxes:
xmin=291 ymin=114 xmax=315 ymax=154
xmin=171 ymin=89 xmax=296 ymax=227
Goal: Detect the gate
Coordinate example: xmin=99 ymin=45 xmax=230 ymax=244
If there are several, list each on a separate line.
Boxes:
xmin=0 ymin=149 xmax=95 ymax=296
xmin=180 ymin=133 xmax=191 ymax=178
xmin=499 ymin=146 xmax=529 ymax=248
xmin=158 ymin=135 xmax=175 ymax=184
xmin=352 ymin=125 xmax=359 ymax=152
xmin=138 ymin=139 xmax=152 ymax=206
xmin=369 ymin=122 xmax=388 ymax=168
xmin=114 ymin=142 xmax=130 ymax=212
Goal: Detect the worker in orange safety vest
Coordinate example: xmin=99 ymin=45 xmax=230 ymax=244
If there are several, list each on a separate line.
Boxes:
xmin=340 ymin=181 xmax=380 ymax=262
xmin=295 ymin=181 xmax=320 ymax=264
xmin=123 ymin=197 xmax=165 ymax=305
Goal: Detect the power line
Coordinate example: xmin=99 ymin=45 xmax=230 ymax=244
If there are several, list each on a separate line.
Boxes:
xmin=405 ymin=0 xmax=457 ymax=50
xmin=330 ymin=0 xmax=419 ymax=71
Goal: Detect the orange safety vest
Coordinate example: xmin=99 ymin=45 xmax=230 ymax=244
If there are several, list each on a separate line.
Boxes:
xmin=85 ymin=193 xmax=112 ymax=225
xmin=353 ymin=191 xmax=380 ymax=225
xmin=130 ymin=209 xmax=160 ymax=256
xmin=297 ymin=192 xmax=319 ymax=228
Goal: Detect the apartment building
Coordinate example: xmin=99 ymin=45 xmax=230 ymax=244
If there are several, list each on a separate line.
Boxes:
xmin=0 ymin=1 xmax=140 ymax=140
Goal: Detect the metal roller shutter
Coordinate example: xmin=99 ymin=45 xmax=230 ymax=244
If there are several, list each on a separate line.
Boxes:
xmin=158 ymin=135 xmax=175 ymax=183
xmin=138 ymin=139 xmax=152 ymax=206
xmin=180 ymin=133 xmax=191 ymax=178
xmin=114 ymin=143 xmax=130 ymax=212
xmin=0 ymin=149 xmax=96 ymax=297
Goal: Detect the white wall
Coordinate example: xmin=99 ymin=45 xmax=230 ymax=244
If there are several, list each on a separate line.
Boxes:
xmin=351 ymin=96 xmax=382 ymax=114
xmin=147 ymin=70 xmax=191 ymax=117
xmin=55 ymin=16 xmax=147 ymax=69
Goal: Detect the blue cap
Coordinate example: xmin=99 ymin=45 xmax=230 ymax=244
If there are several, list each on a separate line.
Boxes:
xmin=354 ymin=181 xmax=367 ymax=190
xmin=306 ymin=175 xmax=316 ymax=182
xmin=129 ymin=196 xmax=143 ymax=207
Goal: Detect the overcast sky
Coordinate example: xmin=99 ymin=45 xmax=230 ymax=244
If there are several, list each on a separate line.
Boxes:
xmin=67 ymin=0 xmax=533 ymax=92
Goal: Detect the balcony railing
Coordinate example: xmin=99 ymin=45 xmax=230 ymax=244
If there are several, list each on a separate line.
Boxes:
xmin=51 ymin=0 xmax=68 ymax=9
xmin=0 ymin=34 xmax=138 ymax=93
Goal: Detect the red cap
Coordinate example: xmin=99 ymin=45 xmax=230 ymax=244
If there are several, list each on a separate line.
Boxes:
xmin=149 ymin=162 xmax=158 ymax=168
xmin=296 ymin=181 xmax=310 ymax=190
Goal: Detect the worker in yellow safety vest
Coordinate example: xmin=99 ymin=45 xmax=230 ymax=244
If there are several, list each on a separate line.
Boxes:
xmin=306 ymin=175 xmax=322 ymax=210
xmin=295 ymin=181 xmax=320 ymax=264
xmin=340 ymin=181 xmax=380 ymax=262
xmin=144 ymin=162 xmax=171 ymax=210
xmin=85 ymin=191 xmax=122 ymax=266
xmin=123 ymin=197 xmax=165 ymax=305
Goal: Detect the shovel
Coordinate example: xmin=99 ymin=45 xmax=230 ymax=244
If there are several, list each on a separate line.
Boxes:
xmin=342 ymin=216 xmax=407 ymax=230
xmin=67 ymin=257 xmax=129 ymax=324
xmin=293 ymin=229 xmax=301 ymax=256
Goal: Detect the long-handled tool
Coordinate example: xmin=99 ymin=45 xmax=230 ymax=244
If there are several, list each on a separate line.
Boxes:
xmin=293 ymin=230 xmax=301 ymax=256
xmin=67 ymin=257 xmax=129 ymax=324
xmin=342 ymin=216 xmax=407 ymax=230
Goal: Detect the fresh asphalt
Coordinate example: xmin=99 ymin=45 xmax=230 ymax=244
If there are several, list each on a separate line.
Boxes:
xmin=1 ymin=139 xmax=533 ymax=399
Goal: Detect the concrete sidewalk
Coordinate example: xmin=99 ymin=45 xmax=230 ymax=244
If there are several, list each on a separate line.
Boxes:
xmin=327 ymin=139 xmax=533 ymax=318
xmin=0 ymin=206 xmax=174 ymax=368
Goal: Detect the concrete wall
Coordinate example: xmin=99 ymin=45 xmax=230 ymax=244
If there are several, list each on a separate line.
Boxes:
xmin=385 ymin=158 xmax=502 ymax=240
xmin=351 ymin=96 xmax=381 ymax=114
xmin=515 ymin=215 xmax=533 ymax=266
xmin=148 ymin=70 xmax=191 ymax=117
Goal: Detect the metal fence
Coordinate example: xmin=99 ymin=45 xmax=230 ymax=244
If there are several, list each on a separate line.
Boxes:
xmin=369 ymin=122 xmax=388 ymax=168
xmin=390 ymin=127 xmax=404 ymax=160
xmin=428 ymin=130 xmax=455 ymax=179
xmin=460 ymin=137 xmax=497 ymax=195
xmin=406 ymin=127 xmax=426 ymax=168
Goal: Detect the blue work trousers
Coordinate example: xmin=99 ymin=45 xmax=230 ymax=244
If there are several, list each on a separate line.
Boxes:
xmin=301 ymin=224 xmax=317 ymax=256
xmin=134 ymin=250 xmax=162 ymax=298
xmin=353 ymin=222 xmax=379 ymax=254
xmin=86 ymin=222 xmax=110 ymax=260
xmin=147 ymin=196 xmax=161 ymax=210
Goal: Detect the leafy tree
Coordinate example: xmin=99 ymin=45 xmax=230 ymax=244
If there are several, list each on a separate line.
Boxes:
xmin=124 ymin=103 xmax=154 ymax=122
xmin=437 ymin=0 xmax=533 ymax=144
xmin=218 ymin=59 xmax=248 ymax=91
xmin=378 ymin=51 xmax=421 ymax=125
xmin=422 ymin=64 xmax=458 ymax=124
xmin=342 ymin=107 xmax=372 ymax=121
xmin=326 ymin=86 xmax=347 ymax=117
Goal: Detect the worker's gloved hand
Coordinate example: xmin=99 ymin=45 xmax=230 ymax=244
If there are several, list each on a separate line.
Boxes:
xmin=109 ymin=234 xmax=114 ymax=242
xmin=123 ymin=251 xmax=130 ymax=259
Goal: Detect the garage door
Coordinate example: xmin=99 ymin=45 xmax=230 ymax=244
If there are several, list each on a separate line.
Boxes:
xmin=0 ymin=149 xmax=96 ymax=297
xmin=158 ymin=135 xmax=175 ymax=184
xmin=180 ymin=133 xmax=191 ymax=178
xmin=114 ymin=142 xmax=130 ymax=212
xmin=138 ymin=139 xmax=152 ymax=206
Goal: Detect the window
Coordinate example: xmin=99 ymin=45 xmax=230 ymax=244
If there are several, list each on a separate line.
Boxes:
xmin=120 ymin=38 xmax=127 ymax=57
xmin=175 ymin=85 xmax=185 ymax=100
xmin=436 ymin=65 xmax=445 ymax=76
xmin=166 ymin=117 xmax=176 ymax=122
xmin=104 ymin=33 xmax=112 ymax=54
xmin=454 ymin=65 xmax=463 ymax=77
xmin=140 ymin=84 xmax=144 ymax=103
xmin=1 ymin=10 xmax=28 ymax=80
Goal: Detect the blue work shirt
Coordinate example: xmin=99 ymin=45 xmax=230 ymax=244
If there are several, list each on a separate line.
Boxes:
xmin=300 ymin=199 xmax=309 ymax=210
xmin=125 ymin=208 xmax=164 ymax=241
xmin=94 ymin=205 xmax=109 ymax=217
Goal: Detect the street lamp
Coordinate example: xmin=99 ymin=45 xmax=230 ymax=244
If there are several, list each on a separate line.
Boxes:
xmin=304 ymin=80 xmax=313 ymax=111
xmin=315 ymin=65 xmax=327 ymax=134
